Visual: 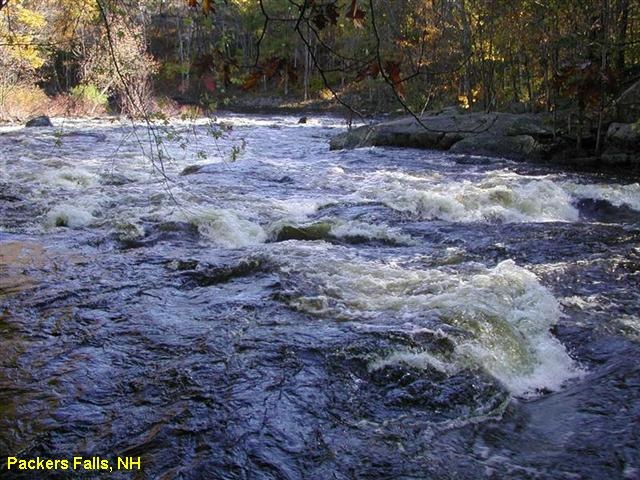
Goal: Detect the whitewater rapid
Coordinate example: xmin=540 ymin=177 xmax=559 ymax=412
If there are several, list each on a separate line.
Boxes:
xmin=1 ymin=114 xmax=639 ymax=479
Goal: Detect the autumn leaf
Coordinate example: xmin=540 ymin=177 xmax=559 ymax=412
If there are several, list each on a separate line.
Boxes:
xmin=241 ymin=57 xmax=296 ymax=91
xmin=202 ymin=73 xmax=216 ymax=92
xmin=355 ymin=61 xmax=380 ymax=82
xmin=345 ymin=0 xmax=366 ymax=27
xmin=384 ymin=60 xmax=405 ymax=97
xmin=241 ymin=73 xmax=260 ymax=91
xmin=203 ymin=0 xmax=212 ymax=15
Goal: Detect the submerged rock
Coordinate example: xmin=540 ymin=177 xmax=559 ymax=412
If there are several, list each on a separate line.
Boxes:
xmin=61 ymin=131 xmax=107 ymax=142
xmin=181 ymin=257 xmax=270 ymax=287
xmin=25 ymin=115 xmax=52 ymax=127
xmin=275 ymin=223 xmax=332 ymax=242
xmin=181 ymin=165 xmax=204 ymax=176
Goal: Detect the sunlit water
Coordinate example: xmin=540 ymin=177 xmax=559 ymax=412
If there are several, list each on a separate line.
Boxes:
xmin=1 ymin=115 xmax=639 ymax=479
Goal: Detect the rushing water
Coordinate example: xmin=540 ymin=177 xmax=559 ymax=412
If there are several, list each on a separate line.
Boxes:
xmin=0 ymin=115 xmax=639 ymax=479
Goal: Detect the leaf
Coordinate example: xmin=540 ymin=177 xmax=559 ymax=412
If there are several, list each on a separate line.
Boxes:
xmin=384 ymin=60 xmax=405 ymax=97
xmin=241 ymin=73 xmax=260 ymax=91
xmin=203 ymin=0 xmax=212 ymax=15
xmin=345 ymin=0 xmax=366 ymax=27
xmin=355 ymin=61 xmax=380 ymax=82
xmin=202 ymin=73 xmax=216 ymax=92
xmin=241 ymin=57 xmax=295 ymax=91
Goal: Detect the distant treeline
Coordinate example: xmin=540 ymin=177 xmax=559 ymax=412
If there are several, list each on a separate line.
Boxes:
xmin=0 ymin=0 xmax=639 ymax=119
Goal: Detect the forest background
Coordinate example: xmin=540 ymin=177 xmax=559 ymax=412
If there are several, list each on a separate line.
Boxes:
xmin=0 ymin=0 xmax=638 ymax=126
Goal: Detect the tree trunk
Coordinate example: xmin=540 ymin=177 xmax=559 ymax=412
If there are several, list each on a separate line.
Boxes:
xmin=615 ymin=0 xmax=629 ymax=73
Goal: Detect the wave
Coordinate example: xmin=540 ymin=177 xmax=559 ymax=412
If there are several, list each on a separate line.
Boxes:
xmin=274 ymin=243 xmax=582 ymax=397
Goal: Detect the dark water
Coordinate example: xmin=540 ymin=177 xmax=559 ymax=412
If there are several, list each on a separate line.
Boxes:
xmin=0 ymin=115 xmax=639 ymax=479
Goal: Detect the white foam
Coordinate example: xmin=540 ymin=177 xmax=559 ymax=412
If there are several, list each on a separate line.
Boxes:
xmin=564 ymin=182 xmax=640 ymax=211
xmin=561 ymin=295 xmax=603 ymax=310
xmin=43 ymin=167 xmax=97 ymax=189
xmin=178 ymin=208 xmax=266 ymax=248
xmin=370 ymin=350 xmax=460 ymax=375
xmin=329 ymin=220 xmax=414 ymax=244
xmin=618 ymin=315 xmax=640 ymax=341
xmin=45 ymin=204 xmax=96 ymax=228
xmin=276 ymin=244 xmax=581 ymax=396
xmin=359 ymin=175 xmax=579 ymax=223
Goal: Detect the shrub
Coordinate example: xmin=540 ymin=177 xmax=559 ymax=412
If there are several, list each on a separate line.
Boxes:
xmin=70 ymin=84 xmax=109 ymax=113
xmin=0 ymin=84 xmax=49 ymax=121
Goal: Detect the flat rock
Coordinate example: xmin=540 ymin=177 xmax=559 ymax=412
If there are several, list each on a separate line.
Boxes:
xmin=449 ymin=134 xmax=543 ymax=160
xmin=330 ymin=112 xmax=559 ymax=161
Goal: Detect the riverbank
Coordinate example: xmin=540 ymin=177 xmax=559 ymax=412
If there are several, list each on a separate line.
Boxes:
xmin=5 ymin=101 xmax=640 ymax=178
xmin=330 ymin=111 xmax=640 ymax=175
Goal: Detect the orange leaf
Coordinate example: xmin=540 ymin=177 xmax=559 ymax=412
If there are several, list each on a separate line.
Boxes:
xmin=384 ymin=60 xmax=405 ymax=97
xmin=241 ymin=74 xmax=260 ymax=91
xmin=345 ymin=0 xmax=366 ymax=27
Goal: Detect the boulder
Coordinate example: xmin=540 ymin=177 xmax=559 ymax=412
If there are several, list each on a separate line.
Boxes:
xmin=449 ymin=134 xmax=543 ymax=160
xmin=606 ymin=122 xmax=640 ymax=148
xmin=329 ymin=126 xmax=376 ymax=149
xmin=504 ymin=116 xmax=555 ymax=138
xmin=615 ymin=80 xmax=640 ymax=123
xmin=437 ymin=105 xmax=465 ymax=116
xmin=330 ymin=112 xmax=560 ymax=161
xmin=25 ymin=115 xmax=52 ymax=127
xmin=600 ymin=122 xmax=640 ymax=165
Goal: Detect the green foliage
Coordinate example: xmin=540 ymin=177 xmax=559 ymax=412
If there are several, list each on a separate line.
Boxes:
xmin=70 ymin=84 xmax=109 ymax=109
xmin=0 ymin=0 xmax=638 ymax=117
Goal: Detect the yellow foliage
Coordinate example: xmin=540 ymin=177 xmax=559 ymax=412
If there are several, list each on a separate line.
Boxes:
xmin=15 ymin=4 xmax=46 ymax=29
xmin=0 ymin=0 xmax=47 ymax=70
xmin=48 ymin=0 xmax=98 ymax=46
xmin=319 ymin=88 xmax=334 ymax=101
xmin=0 ymin=84 xmax=49 ymax=120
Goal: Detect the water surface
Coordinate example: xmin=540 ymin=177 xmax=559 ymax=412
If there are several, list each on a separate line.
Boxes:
xmin=1 ymin=115 xmax=639 ymax=479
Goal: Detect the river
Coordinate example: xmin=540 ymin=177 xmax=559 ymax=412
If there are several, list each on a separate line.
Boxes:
xmin=0 ymin=115 xmax=639 ymax=479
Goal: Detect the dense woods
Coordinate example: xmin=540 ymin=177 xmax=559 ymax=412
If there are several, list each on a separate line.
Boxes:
xmin=3 ymin=3 xmax=640 ymax=479
xmin=0 ymin=0 xmax=639 ymax=121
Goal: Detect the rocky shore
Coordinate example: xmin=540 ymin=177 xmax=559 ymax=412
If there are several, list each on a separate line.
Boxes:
xmin=330 ymin=110 xmax=640 ymax=171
